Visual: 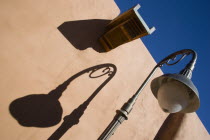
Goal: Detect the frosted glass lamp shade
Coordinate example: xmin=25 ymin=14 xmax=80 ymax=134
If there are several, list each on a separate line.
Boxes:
xmin=151 ymin=74 xmax=200 ymax=113
xmin=157 ymin=81 xmax=189 ymax=113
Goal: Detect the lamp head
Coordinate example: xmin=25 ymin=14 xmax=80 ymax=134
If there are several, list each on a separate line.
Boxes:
xmin=151 ymin=74 xmax=200 ymax=113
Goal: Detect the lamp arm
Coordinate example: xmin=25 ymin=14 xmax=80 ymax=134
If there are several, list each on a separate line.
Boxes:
xmin=98 ymin=49 xmax=197 ymax=140
xmin=157 ymin=49 xmax=197 ymax=79
xmin=157 ymin=49 xmax=196 ymax=67
xmin=125 ymin=49 xmax=197 ymax=114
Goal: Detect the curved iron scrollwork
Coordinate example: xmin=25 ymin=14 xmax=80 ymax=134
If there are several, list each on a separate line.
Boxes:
xmin=157 ymin=49 xmax=197 ymax=68
xmin=164 ymin=53 xmax=187 ymax=66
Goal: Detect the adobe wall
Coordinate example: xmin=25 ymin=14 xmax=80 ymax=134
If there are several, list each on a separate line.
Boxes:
xmin=0 ymin=0 xmax=209 ymax=139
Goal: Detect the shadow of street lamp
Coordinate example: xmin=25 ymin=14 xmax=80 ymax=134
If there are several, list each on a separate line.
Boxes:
xmin=98 ymin=49 xmax=200 ymax=140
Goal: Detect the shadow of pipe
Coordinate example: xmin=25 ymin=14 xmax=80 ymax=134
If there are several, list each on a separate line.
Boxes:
xmin=9 ymin=63 xmax=117 ymax=129
xmin=58 ymin=19 xmax=111 ymax=53
xmin=154 ymin=113 xmax=185 ymax=140
xmin=48 ymin=65 xmax=116 ymax=140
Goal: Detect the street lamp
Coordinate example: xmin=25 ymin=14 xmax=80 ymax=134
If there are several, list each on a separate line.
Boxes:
xmin=98 ymin=49 xmax=200 ymax=140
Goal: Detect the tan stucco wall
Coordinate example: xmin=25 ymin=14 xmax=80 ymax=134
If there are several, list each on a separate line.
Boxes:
xmin=0 ymin=0 xmax=209 ymax=139
xmin=154 ymin=113 xmax=210 ymax=140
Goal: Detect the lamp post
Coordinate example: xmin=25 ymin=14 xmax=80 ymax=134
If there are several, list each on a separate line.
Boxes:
xmin=98 ymin=49 xmax=200 ymax=140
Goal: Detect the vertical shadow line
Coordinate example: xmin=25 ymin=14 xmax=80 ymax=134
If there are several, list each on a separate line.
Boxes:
xmin=48 ymin=64 xmax=117 ymax=140
xmin=154 ymin=113 xmax=185 ymax=140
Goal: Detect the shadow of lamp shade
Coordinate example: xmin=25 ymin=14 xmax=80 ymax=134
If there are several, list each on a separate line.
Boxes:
xmin=9 ymin=94 xmax=62 ymax=127
xmin=99 ymin=4 xmax=155 ymax=51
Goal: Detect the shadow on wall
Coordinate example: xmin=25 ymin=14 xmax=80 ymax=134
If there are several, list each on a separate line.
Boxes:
xmin=58 ymin=19 xmax=111 ymax=53
xmin=154 ymin=113 xmax=185 ymax=140
xmin=9 ymin=63 xmax=117 ymax=140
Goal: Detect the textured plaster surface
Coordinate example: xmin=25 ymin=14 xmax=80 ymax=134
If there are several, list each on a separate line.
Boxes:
xmin=0 ymin=0 xmax=209 ymax=140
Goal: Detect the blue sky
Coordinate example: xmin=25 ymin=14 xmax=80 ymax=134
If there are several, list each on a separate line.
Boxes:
xmin=114 ymin=0 xmax=210 ymax=133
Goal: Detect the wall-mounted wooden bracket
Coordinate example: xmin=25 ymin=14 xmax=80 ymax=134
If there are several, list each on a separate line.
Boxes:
xmin=99 ymin=4 xmax=155 ymax=51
